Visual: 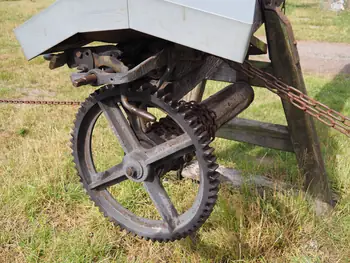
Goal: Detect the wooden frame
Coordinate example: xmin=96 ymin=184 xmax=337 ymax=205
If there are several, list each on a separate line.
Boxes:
xmin=186 ymin=2 xmax=332 ymax=205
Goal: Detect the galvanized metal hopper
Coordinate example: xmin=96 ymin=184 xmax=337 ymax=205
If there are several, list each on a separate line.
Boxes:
xmin=15 ymin=0 xmax=261 ymax=62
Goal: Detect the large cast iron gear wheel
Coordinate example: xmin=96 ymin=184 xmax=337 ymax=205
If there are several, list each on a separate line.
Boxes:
xmin=71 ymin=83 xmax=220 ymax=242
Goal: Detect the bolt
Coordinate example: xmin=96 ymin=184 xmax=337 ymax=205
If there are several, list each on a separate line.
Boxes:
xmin=76 ymin=51 xmax=83 ymax=58
xmin=126 ymin=167 xmax=138 ymax=179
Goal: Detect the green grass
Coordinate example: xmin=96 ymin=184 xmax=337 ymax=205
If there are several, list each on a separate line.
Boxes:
xmin=285 ymin=0 xmax=350 ymax=42
xmin=255 ymin=0 xmax=350 ymax=43
xmin=0 ymin=0 xmax=350 ymax=262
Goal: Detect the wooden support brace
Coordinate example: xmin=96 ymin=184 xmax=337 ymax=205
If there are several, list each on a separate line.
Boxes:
xmin=217 ymin=118 xmax=294 ymax=152
xmin=263 ymin=3 xmax=332 ymax=204
xmin=248 ymin=36 xmax=268 ymax=55
xmin=209 ymin=61 xmax=273 ymax=87
xmin=183 ymin=80 xmax=207 ymax=103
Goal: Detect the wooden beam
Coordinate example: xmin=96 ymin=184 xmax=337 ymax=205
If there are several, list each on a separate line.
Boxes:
xmin=248 ymin=36 xmax=268 ymax=55
xmin=263 ymin=3 xmax=332 ymax=204
xmin=216 ymin=118 xmax=294 ymax=152
xmin=209 ymin=61 xmax=273 ymax=87
xmin=208 ymin=62 xmax=237 ymax=83
xmin=183 ymin=80 xmax=206 ymax=102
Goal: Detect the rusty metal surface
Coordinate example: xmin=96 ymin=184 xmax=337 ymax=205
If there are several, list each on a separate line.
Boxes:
xmin=93 ymin=54 xmax=129 ymax=73
xmin=70 ymin=48 xmax=169 ymax=87
xmin=0 ymin=99 xmax=81 ymax=106
xmin=120 ymin=94 xmax=156 ymax=122
xmin=233 ymin=61 xmax=350 ymax=138
xmin=72 ymin=74 xmax=97 ymax=88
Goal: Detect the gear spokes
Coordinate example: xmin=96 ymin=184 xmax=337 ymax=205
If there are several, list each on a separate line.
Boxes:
xmin=71 ymin=83 xmax=220 ymax=242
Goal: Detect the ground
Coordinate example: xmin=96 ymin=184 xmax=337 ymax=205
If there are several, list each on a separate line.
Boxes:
xmin=0 ymin=0 xmax=350 ymax=262
xmin=254 ymin=39 xmax=350 ymax=76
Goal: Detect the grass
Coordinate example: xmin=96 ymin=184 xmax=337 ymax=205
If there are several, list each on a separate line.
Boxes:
xmin=255 ymin=0 xmax=350 ymax=43
xmin=0 ymin=0 xmax=350 ymax=262
xmin=282 ymin=0 xmax=350 ymax=43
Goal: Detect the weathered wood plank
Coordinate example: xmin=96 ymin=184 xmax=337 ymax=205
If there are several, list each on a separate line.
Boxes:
xmin=209 ymin=60 xmax=273 ymax=87
xmin=183 ymin=80 xmax=207 ymax=102
xmin=248 ymin=35 xmax=268 ymax=55
xmin=216 ymin=118 xmax=294 ymax=152
xmin=263 ymin=4 xmax=332 ymax=204
xmin=208 ymin=62 xmax=237 ymax=83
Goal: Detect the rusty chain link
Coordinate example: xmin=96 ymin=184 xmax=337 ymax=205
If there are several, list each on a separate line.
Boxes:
xmin=0 ymin=99 xmax=81 ymax=106
xmin=236 ymin=61 xmax=350 ymax=138
xmin=150 ymin=100 xmax=217 ymax=141
xmin=178 ymin=100 xmax=217 ymax=141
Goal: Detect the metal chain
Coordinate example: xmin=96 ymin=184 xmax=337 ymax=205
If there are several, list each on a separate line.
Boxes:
xmin=178 ymin=100 xmax=217 ymax=141
xmin=150 ymin=117 xmax=183 ymax=138
xmin=0 ymin=99 xmax=81 ymax=106
xmin=236 ymin=61 xmax=350 ymax=138
xmin=150 ymin=100 xmax=217 ymax=141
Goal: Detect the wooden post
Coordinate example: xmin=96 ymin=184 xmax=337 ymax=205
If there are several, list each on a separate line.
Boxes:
xmin=183 ymin=80 xmax=207 ymax=103
xmin=263 ymin=5 xmax=332 ymax=204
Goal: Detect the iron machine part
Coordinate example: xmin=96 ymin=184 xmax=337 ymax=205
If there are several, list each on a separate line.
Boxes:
xmin=71 ymin=79 xmax=255 ymax=241
xmin=71 ymin=83 xmax=221 ymax=242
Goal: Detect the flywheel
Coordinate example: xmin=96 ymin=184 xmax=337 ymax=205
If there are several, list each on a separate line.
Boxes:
xmin=71 ymin=83 xmax=220 ymax=242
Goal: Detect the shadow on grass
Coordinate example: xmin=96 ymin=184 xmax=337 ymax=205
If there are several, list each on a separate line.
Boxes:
xmin=288 ymin=3 xmax=318 ymax=9
xmin=313 ymin=65 xmax=350 ymax=195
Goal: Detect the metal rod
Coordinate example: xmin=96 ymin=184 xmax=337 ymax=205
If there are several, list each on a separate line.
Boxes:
xmin=121 ymin=95 xmax=156 ymax=122
xmin=73 ymin=74 xmax=97 ymax=87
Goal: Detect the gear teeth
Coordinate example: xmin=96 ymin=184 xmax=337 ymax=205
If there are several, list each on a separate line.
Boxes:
xmin=203 ymin=147 xmax=214 ymax=156
xmin=198 ymin=131 xmax=209 ymax=143
xmin=206 ymin=197 xmax=217 ymax=204
xmin=201 ymin=140 xmax=211 ymax=148
xmin=162 ymin=93 xmax=172 ymax=103
xmin=176 ymin=103 xmax=186 ymax=112
xmin=71 ymin=84 xmax=220 ymax=243
xmin=209 ymin=182 xmax=220 ymax=192
xmin=208 ymin=162 xmax=219 ymax=171
xmin=168 ymin=100 xmax=177 ymax=107
xmin=206 ymin=155 xmax=217 ymax=164
xmin=182 ymin=109 xmax=192 ymax=118
xmin=193 ymin=124 xmax=204 ymax=134
xmin=187 ymin=116 xmax=197 ymax=125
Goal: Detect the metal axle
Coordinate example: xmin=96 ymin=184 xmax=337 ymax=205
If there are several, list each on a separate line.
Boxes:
xmin=201 ymin=81 xmax=254 ymax=129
